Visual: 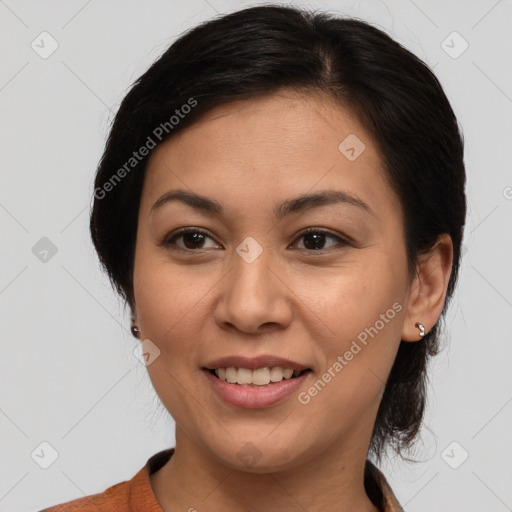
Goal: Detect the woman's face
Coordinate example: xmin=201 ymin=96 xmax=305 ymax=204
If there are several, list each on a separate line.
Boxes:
xmin=133 ymin=90 xmax=413 ymax=471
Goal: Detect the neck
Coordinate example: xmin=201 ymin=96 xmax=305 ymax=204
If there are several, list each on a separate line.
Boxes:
xmin=151 ymin=428 xmax=380 ymax=512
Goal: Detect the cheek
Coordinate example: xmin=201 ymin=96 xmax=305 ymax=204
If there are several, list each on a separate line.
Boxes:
xmin=298 ymin=258 xmax=406 ymax=400
xmin=132 ymin=246 xmax=214 ymax=352
xmin=132 ymin=253 xmax=213 ymax=419
xmin=294 ymin=260 xmax=405 ymax=347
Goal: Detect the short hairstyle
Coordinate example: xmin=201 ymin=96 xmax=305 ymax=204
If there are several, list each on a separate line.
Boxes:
xmin=90 ymin=4 xmax=466 ymax=463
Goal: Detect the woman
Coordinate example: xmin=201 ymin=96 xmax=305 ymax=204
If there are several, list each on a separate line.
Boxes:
xmin=42 ymin=4 xmax=466 ymax=511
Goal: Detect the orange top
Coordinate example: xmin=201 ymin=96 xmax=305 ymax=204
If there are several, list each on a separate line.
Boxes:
xmin=40 ymin=448 xmax=404 ymax=511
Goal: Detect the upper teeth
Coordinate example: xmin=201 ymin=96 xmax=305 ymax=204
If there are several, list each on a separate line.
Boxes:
xmin=214 ymin=367 xmax=301 ymax=386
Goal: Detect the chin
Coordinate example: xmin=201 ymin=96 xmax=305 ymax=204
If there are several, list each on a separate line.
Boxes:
xmin=205 ymin=435 xmax=308 ymax=474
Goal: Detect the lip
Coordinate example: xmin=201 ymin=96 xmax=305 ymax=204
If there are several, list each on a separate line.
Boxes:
xmin=203 ymin=355 xmax=310 ymax=372
xmin=203 ymin=368 xmax=311 ymax=408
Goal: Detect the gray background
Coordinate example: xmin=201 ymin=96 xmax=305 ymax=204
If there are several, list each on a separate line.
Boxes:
xmin=1 ymin=1 xmax=511 ymax=510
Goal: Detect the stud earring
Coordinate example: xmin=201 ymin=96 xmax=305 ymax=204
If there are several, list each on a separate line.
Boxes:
xmin=131 ymin=325 xmax=140 ymax=338
xmin=415 ymin=322 xmax=425 ymax=337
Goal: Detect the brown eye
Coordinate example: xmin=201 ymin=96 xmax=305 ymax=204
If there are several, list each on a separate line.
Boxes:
xmin=162 ymin=227 xmax=349 ymax=253
xmin=163 ymin=228 xmax=220 ymax=251
xmin=293 ymin=228 xmax=348 ymax=251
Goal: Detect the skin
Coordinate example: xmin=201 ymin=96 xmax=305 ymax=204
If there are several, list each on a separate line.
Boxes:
xmin=131 ymin=89 xmax=453 ymax=511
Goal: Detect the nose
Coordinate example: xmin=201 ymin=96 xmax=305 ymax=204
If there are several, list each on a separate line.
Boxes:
xmin=213 ymin=245 xmax=293 ymax=335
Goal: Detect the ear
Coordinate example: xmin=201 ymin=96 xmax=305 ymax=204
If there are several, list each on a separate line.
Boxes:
xmin=128 ymin=289 xmax=137 ymax=319
xmin=128 ymin=294 xmax=139 ymax=331
xmin=401 ymin=233 xmax=454 ymax=342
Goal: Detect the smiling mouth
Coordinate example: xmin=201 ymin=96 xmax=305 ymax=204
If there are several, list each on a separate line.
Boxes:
xmin=205 ymin=367 xmax=312 ymax=387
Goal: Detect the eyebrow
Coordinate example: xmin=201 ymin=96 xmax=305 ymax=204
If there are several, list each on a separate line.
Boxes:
xmin=151 ymin=188 xmax=374 ymax=220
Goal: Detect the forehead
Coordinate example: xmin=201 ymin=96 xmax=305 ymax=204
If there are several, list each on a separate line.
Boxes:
xmin=141 ymin=90 xmax=395 ymax=219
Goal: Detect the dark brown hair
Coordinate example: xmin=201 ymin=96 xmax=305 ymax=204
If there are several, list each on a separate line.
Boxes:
xmin=90 ymin=4 xmax=466 ymax=463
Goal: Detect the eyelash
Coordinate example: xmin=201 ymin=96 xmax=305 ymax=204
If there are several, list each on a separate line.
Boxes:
xmin=161 ymin=227 xmax=350 ymax=253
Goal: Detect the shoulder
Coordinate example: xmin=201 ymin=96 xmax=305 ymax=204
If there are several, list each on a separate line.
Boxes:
xmin=39 ymin=449 xmax=173 ymax=512
xmin=39 ymin=469 xmax=142 ymax=511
